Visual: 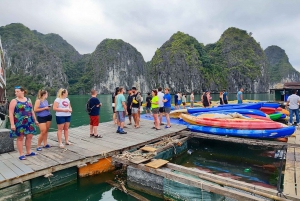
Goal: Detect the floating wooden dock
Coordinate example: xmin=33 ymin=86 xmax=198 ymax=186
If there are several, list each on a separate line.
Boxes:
xmin=0 ymin=119 xmax=186 ymax=191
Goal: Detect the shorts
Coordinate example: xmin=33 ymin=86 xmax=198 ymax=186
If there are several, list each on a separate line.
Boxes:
xmin=117 ymin=111 xmax=126 ymax=122
xmin=89 ymin=115 xmax=99 ymax=126
xmin=190 ymin=101 xmax=194 ymax=107
xmin=132 ymin=107 xmax=139 ymax=114
xmin=146 ymin=107 xmax=151 ymax=111
xmin=182 ymin=102 xmax=186 ymax=106
xmin=127 ymin=107 xmax=132 ymax=116
xmin=238 ymin=100 xmax=243 ymax=104
xmin=112 ymin=107 xmax=116 ymax=113
xmin=152 ymin=108 xmax=159 ymax=114
xmin=175 ymin=101 xmax=178 ymax=106
xmin=164 ymin=107 xmax=171 ymax=114
xmin=159 ymin=107 xmax=164 ymax=113
xmin=37 ymin=114 xmax=52 ymax=123
xmin=178 ymin=100 xmax=182 ymax=105
xmin=56 ymin=116 xmax=71 ymax=124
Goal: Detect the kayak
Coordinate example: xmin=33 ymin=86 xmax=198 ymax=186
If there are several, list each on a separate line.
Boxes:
xmin=269 ymin=113 xmax=282 ymax=121
xmin=261 ymin=103 xmax=280 ymax=108
xmin=280 ymin=109 xmax=290 ymax=116
xmin=244 ymin=114 xmax=272 ymax=121
xmin=187 ymin=125 xmax=296 ymax=138
xmin=181 ymin=114 xmax=284 ymax=130
xmin=191 ymin=109 xmax=267 ymax=117
xmin=188 ymin=103 xmax=262 ymax=114
xmin=260 ymin=107 xmax=276 ymax=114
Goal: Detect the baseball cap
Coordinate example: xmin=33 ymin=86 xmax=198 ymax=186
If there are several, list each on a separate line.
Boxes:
xmin=132 ymin=87 xmax=137 ymax=90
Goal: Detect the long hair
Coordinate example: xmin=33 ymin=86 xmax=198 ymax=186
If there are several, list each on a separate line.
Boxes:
xmin=114 ymin=87 xmax=120 ymax=96
xmin=152 ymin=89 xmax=158 ymax=96
xmin=57 ymin=88 xmax=67 ymax=98
xmin=37 ymin=89 xmax=47 ymax=99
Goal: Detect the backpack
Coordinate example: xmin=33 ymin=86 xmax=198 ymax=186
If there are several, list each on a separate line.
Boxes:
xmin=86 ymin=98 xmax=95 ymax=114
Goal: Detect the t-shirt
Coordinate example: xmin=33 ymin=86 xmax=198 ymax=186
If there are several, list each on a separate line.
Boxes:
xmin=151 ymin=96 xmax=159 ymax=109
xmin=163 ymin=94 xmax=171 ymax=107
xmin=132 ymin=93 xmax=141 ymax=108
xmin=223 ymin=92 xmax=227 ymax=100
xmin=158 ymin=91 xmax=164 ymax=107
xmin=190 ymin=94 xmax=194 ymax=102
xmin=89 ymin=97 xmax=100 ymax=116
xmin=116 ymin=94 xmax=126 ymax=111
xmin=127 ymin=94 xmax=133 ymax=107
xmin=237 ymin=91 xmax=243 ymax=101
xmin=55 ymin=98 xmax=71 ymax=116
xmin=287 ymin=94 xmax=300 ymax=109
xmin=178 ymin=94 xmax=181 ymax=100
xmin=182 ymin=96 xmax=186 ymax=103
xmin=174 ymin=94 xmax=178 ymax=103
xmin=146 ymin=96 xmax=151 ymax=107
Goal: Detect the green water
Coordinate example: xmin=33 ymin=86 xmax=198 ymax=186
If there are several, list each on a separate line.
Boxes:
xmin=22 ymin=93 xmax=275 ymax=200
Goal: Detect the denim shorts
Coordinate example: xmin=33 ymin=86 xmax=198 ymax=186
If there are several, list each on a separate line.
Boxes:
xmin=132 ymin=108 xmax=139 ymax=114
xmin=117 ymin=111 xmax=126 ymax=122
xmin=56 ymin=116 xmax=71 ymax=124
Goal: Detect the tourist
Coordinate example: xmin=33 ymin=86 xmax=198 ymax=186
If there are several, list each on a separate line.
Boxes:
xmin=112 ymin=87 xmax=119 ymax=124
xmin=219 ymin=91 xmax=224 ymax=105
xmin=237 ymin=88 xmax=244 ymax=104
xmin=131 ymin=87 xmax=141 ymax=128
xmin=202 ymin=91 xmax=210 ymax=108
xmin=223 ymin=89 xmax=228 ymax=104
xmin=163 ymin=88 xmax=171 ymax=128
xmin=116 ymin=87 xmax=127 ymax=134
xmin=9 ymin=86 xmax=38 ymax=160
xmin=174 ymin=92 xmax=179 ymax=110
xmin=178 ymin=92 xmax=182 ymax=106
xmin=182 ymin=94 xmax=187 ymax=109
xmin=158 ymin=87 xmax=164 ymax=125
xmin=88 ymin=89 xmax=102 ymax=138
xmin=201 ymin=91 xmax=205 ymax=103
xmin=34 ymin=90 xmax=52 ymax=151
xmin=145 ymin=92 xmax=152 ymax=117
xmin=53 ymin=88 xmax=72 ymax=148
xmin=126 ymin=89 xmax=133 ymax=125
xmin=151 ymin=89 xmax=160 ymax=130
xmin=190 ymin=92 xmax=194 ymax=108
xmin=287 ymin=89 xmax=300 ymax=126
xmin=138 ymin=92 xmax=144 ymax=116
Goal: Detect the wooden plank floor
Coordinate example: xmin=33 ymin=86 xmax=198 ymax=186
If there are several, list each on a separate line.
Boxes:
xmin=0 ymin=119 xmax=186 ymax=189
xmin=284 ymin=128 xmax=300 ymax=198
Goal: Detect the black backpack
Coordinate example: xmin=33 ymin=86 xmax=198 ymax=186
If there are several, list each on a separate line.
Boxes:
xmin=86 ymin=98 xmax=95 ymax=114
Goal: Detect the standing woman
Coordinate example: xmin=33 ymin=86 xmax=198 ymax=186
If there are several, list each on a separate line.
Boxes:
xmin=34 ymin=90 xmax=52 ymax=151
xmin=9 ymin=86 xmax=39 ymax=160
xmin=151 ymin=89 xmax=160 ymax=130
xmin=53 ymin=88 xmax=72 ymax=148
xmin=219 ymin=91 xmax=224 ymax=105
xmin=202 ymin=91 xmax=210 ymax=108
xmin=112 ymin=87 xmax=119 ymax=124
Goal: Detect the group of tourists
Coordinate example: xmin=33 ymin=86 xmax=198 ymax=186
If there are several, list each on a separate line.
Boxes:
xmin=9 ymin=87 xmax=73 ymax=160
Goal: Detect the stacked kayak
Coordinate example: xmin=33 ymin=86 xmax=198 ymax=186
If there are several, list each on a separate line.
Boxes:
xmin=188 ymin=103 xmax=262 ymax=114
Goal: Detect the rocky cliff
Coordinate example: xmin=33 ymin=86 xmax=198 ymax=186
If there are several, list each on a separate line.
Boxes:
xmin=0 ymin=23 xmax=68 ymax=95
xmin=265 ymin=45 xmax=300 ymax=89
xmin=85 ymin=39 xmax=148 ymax=93
xmin=205 ymin=27 xmax=269 ymax=93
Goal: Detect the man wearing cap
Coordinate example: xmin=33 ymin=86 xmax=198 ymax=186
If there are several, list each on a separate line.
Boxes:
xmin=126 ymin=89 xmax=133 ymax=125
xmin=157 ymin=87 xmax=165 ymax=125
xmin=131 ymin=87 xmax=141 ymax=128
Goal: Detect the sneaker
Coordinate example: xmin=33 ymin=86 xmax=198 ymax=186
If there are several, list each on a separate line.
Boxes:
xmin=119 ymin=131 xmax=127 ymax=134
xmin=116 ymin=130 xmax=120 ymax=133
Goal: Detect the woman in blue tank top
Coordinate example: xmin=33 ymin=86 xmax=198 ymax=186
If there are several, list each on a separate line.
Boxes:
xmin=34 ymin=90 xmax=52 ymax=151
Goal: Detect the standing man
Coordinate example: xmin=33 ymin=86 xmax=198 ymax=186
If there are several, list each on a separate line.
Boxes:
xmin=174 ymin=93 xmax=179 ymax=110
xmin=126 ymin=89 xmax=133 ymax=125
xmin=116 ymin=87 xmax=127 ymax=134
xmin=163 ymin=88 xmax=172 ymax=128
xmin=131 ymin=87 xmax=141 ymax=128
xmin=145 ymin=92 xmax=152 ymax=117
xmin=190 ymin=92 xmax=194 ymax=108
xmin=223 ymin=89 xmax=228 ymax=104
xmin=178 ymin=92 xmax=182 ymax=106
xmin=237 ymin=88 xmax=244 ymax=104
xmin=89 ymin=90 xmax=102 ymax=138
xmin=157 ymin=87 xmax=165 ymax=125
xmin=287 ymin=89 xmax=300 ymax=126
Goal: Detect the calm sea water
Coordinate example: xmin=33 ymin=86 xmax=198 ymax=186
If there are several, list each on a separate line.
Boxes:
xmin=26 ymin=93 xmax=274 ymax=201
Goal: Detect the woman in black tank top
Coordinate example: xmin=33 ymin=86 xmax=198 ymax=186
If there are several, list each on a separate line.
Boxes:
xmin=203 ymin=92 xmax=210 ymax=108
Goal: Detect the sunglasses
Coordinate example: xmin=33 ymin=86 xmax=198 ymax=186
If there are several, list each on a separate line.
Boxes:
xmin=15 ymin=86 xmax=21 ymax=89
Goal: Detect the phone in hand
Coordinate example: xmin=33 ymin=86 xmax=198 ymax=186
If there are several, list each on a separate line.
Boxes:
xmin=48 ymin=104 xmax=53 ymax=107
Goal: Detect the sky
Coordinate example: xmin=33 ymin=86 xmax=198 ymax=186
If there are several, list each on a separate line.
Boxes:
xmin=0 ymin=0 xmax=299 ymax=70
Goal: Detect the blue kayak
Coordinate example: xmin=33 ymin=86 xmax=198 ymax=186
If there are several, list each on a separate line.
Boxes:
xmin=218 ymin=102 xmax=280 ymax=109
xmin=187 ymin=125 xmax=295 ymax=138
xmin=190 ymin=109 xmax=266 ymax=117
xmin=188 ymin=103 xmax=262 ymax=114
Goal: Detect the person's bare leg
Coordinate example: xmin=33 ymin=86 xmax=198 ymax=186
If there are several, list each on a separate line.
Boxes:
xmin=17 ymin=135 xmax=24 ymax=156
xmin=57 ymin=124 xmax=64 ymax=145
xmin=25 ymin=134 xmax=33 ymax=155
xmin=44 ymin=121 xmax=51 ymax=146
xmin=37 ymin=123 xmax=46 ymax=147
xmin=63 ymin=122 xmax=70 ymax=143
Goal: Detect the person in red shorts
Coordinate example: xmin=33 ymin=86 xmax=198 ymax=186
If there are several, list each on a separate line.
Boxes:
xmin=89 ymin=90 xmax=102 ymax=138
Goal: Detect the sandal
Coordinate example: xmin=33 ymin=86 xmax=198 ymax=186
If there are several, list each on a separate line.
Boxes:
xmin=65 ymin=142 xmax=72 ymax=145
xmin=165 ymin=126 xmax=171 ymax=129
xmin=25 ymin=152 xmax=37 ymax=157
xmin=155 ymin=128 xmax=161 ymax=130
xmin=43 ymin=144 xmax=51 ymax=148
xmin=36 ymin=147 xmax=42 ymax=151
xmin=90 ymin=134 xmax=94 ymax=137
xmin=19 ymin=155 xmax=26 ymax=160
xmin=94 ymin=135 xmax=103 ymax=138
xmin=151 ymin=127 xmax=156 ymax=129
xmin=59 ymin=143 xmax=65 ymax=149
xmin=127 ymin=123 xmax=132 ymax=125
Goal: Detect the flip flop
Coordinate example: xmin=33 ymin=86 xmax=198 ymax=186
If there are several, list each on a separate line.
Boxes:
xmin=25 ymin=152 xmax=36 ymax=157
xmin=43 ymin=144 xmax=51 ymax=148
xmin=94 ymin=135 xmax=103 ymax=138
xmin=65 ymin=142 xmax=72 ymax=145
xmin=165 ymin=126 xmax=171 ymax=129
xmin=36 ymin=147 xmax=42 ymax=151
xmin=90 ymin=134 xmax=94 ymax=137
xmin=19 ymin=155 xmax=26 ymax=160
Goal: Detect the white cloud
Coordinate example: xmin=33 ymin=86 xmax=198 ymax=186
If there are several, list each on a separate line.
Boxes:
xmin=0 ymin=0 xmax=300 ymax=70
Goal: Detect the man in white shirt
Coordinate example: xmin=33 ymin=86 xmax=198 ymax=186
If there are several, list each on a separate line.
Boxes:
xmin=287 ymin=89 xmax=300 ymax=125
xmin=157 ymin=87 xmax=165 ymax=125
xmin=190 ymin=92 xmax=194 ymax=108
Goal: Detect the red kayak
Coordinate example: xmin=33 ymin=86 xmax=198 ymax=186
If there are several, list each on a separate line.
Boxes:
xmin=245 ymin=114 xmax=272 ymax=121
xmin=276 ymin=107 xmax=282 ymax=111
xmin=260 ymin=107 xmax=276 ymax=114
xmin=195 ymin=118 xmax=284 ymax=129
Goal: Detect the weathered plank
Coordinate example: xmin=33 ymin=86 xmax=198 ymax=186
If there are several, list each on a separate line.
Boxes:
xmin=0 ymin=161 xmax=19 ymax=180
xmin=8 ymin=158 xmax=34 ymax=175
xmin=2 ymin=159 xmax=25 ymax=176
xmin=145 ymin=159 xmax=168 ymax=169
